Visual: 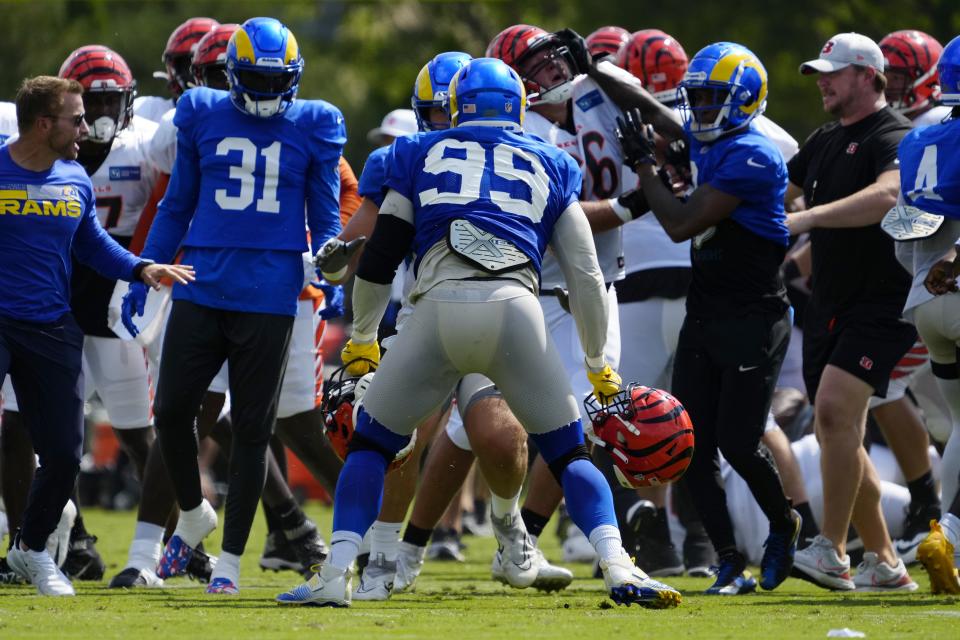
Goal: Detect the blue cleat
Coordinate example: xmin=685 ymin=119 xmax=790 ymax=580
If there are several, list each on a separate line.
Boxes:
xmin=600 ymin=550 xmax=681 ymax=608
xmin=760 ymin=509 xmax=801 ymax=591
xmin=157 ymin=535 xmax=195 ymax=580
xmin=276 ymin=563 xmax=351 ymax=607
xmin=206 ymin=577 xmax=239 ymax=595
xmin=705 ymin=551 xmax=756 ymax=595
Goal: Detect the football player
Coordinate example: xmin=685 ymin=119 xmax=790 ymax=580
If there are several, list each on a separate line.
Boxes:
xmin=617 ymin=42 xmax=801 ymax=594
xmin=124 ymin=17 xmax=345 ymax=595
xmin=279 ymin=57 xmax=681 ymax=609
xmin=585 ymin=26 xmax=630 ymax=60
xmin=893 ymin=34 xmax=960 ymax=594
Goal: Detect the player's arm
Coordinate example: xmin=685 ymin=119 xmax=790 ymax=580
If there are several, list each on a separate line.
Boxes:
xmin=579 ymin=189 xmax=648 ymax=232
xmin=338 ymin=156 xmax=362 ymax=226
xmin=640 ymin=166 xmax=740 ymax=242
xmin=785 ymin=181 xmax=805 ymax=209
xmin=786 ymin=170 xmax=900 ymax=235
xmin=587 ymin=61 xmax=685 ymax=142
xmin=305 ymin=152 xmax=343 ymax=272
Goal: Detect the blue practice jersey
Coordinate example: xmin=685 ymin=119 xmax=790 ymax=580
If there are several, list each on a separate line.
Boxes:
xmin=385 ymin=126 xmax=582 ymax=276
xmin=899 ymin=117 xmax=960 ymax=219
xmin=142 ymin=87 xmax=346 ymax=315
xmin=690 ymin=125 xmax=789 ymax=245
xmin=357 ymin=145 xmax=391 ymax=208
xmin=0 ymin=146 xmax=140 ymax=323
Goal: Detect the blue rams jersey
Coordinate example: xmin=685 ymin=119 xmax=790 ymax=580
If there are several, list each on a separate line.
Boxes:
xmin=142 ymin=87 xmax=346 ymax=315
xmin=899 ymin=118 xmax=960 ymax=219
xmin=689 ymin=125 xmax=789 ymax=245
xmin=357 ymin=144 xmax=391 ymax=207
xmin=385 ymin=127 xmax=582 ymax=276
xmin=0 ymin=146 xmax=140 ymax=323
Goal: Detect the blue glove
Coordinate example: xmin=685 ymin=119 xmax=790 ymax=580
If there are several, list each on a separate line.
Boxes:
xmin=121 ymin=282 xmax=149 ymax=338
xmin=315 ymin=282 xmax=345 ymax=320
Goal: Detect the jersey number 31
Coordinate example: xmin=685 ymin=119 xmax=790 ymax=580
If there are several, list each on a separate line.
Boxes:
xmin=215 ymin=137 xmax=282 ymax=213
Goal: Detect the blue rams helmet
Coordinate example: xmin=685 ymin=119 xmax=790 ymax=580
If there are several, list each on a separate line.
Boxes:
xmin=678 ymin=42 xmax=767 ymax=142
xmin=411 ymin=51 xmax=473 ymax=131
xmin=940 ymin=35 xmax=960 ymax=107
xmin=226 ymin=17 xmax=303 ymax=118
xmin=448 ymin=58 xmax=526 ymax=129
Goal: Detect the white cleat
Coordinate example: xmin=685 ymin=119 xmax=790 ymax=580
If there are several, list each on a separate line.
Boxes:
xmin=493 ymin=545 xmax=573 ymax=592
xmin=353 ymin=553 xmax=396 ymax=601
xmin=276 ymin=563 xmax=351 ymax=607
xmin=562 ymin=524 xmax=598 ymax=563
xmin=7 ymin=542 xmax=76 ymax=596
xmin=490 ymin=513 xmax=538 ymax=589
xmin=600 ymin=550 xmax=681 ymax=609
xmin=393 ymin=541 xmax=426 ymax=594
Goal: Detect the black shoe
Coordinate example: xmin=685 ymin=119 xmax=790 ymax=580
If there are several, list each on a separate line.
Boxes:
xmin=62 ymin=531 xmax=105 ymax=581
xmin=0 ymin=557 xmax=27 ymax=585
xmin=631 ymin=503 xmax=683 ymax=577
xmin=108 ymin=566 xmax=164 ymax=588
xmin=286 ymin=521 xmax=328 ymax=578
xmin=259 ymin=530 xmax=300 ymax=573
xmin=705 ymin=551 xmax=756 ymax=595
xmin=683 ymin=529 xmax=717 ymax=578
xmin=185 ymin=542 xmax=215 ymax=583
xmin=894 ymin=502 xmax=941 ymax=565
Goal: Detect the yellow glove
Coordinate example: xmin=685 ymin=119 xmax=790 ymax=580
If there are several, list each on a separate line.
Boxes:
xmin=341 ymin=339 xmax=380 ymax=376
xmin=587 ymin=363 xmax=622 ymax=405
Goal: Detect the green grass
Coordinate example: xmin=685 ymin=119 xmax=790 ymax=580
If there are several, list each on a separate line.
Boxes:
xmin=1 ymin=505 xmax=959 ymax=639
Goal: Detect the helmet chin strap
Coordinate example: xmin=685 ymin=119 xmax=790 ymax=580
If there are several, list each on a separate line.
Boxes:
xmin=242 ymin=93 xmax=284 ymax=118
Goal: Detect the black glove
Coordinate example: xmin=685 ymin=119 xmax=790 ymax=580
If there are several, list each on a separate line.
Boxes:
xmin=664 ymin=138 xmax=690 ymax=174
xmin=314 ymin=236 xmax=366 ymax=280
xmin=617 ymin=189 xmax=649 ymax=220
xmin=554 ymin=28 xmax=592 ymax=76
xmin=615 ymin=108 xmax=657 ymax=168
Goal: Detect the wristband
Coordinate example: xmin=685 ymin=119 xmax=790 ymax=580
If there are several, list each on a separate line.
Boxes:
xmin=608 ymin=198 xmax=633 ymax=224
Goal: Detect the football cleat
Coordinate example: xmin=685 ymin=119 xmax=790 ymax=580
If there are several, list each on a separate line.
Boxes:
xmin=493 ymin=546 xmax=573 ymax=593
xmin=630 ymin=502 xmax=684 ymax=577
xmin=894 ymin=502 xmax=941 ymax=565
xmin=157 ymin=535 xmax=196 ymax=580
xmin=206 ymin=577 xmax=239 ymax=595
xmin=426 ymin=528 xmax=465 ymax=562
xmin=916 ymin=520 xmax=960 ymax=594
xmin=276 ymin=563 xmax=351 ymax=607
xmin=791 ymin=535 xmax=855 ymax=591
xmin=853 ymin=552 xmax=918 ymax=592
xmin=108 ymin=566 xmax=164 ymax=589
xmin=353 ymin=553 xmax=396 ymax=601
xmin=600 ymin=550 xmax=682 ymax=608
xmin=62 ymin=529 xmax=105 ymax=581
xmin=393 ymin=541 xmax=426 ymax=593
xmin=0 ymin=557 xmax=28 ymax=585
xmin=706 ymin=552 xmax=755 ymax=595
xmin=7 ymin=541 xmax=75 ymax=596
xmin=489 ymin=513 xmax=538 ymax=589
xmin=760 ymin=509 xmax=801 ymax=590
xmin=186 ymin=543 xmax=216 ymax=583
xmin=259 ymin=530 xmax=301 ymax=573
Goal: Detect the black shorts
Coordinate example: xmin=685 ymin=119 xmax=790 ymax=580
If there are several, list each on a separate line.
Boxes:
xmin=802 ymin=303 xmax=917 ymax=402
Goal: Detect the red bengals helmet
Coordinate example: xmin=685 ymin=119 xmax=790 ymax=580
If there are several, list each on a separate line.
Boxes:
xmin=617 ymin=30 xmax=688 ymax=105
xmin=161 ymin=17 xmax=220 ymax=97
xmin=585 ymin=384 xmax=694 ymax=488
xmin=585 ymin=26 xmax=630 ymax=59
xmin=192 ymin=23 xmax=240 ymax=90
xmin=320 ymin=364 xmax=416 ymax=472
xmin=880 ymin=30 xmax=943 ymax=115
xmin=486 ymin=24 xmax=576 ymax=105
xmin=58 ymin=45 xmax=136 ymax=144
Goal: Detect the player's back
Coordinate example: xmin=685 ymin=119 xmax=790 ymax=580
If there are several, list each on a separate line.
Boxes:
xmin=899 ymin=118 xmax=960 ymax=218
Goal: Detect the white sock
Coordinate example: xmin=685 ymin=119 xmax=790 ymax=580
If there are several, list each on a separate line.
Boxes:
xmin=941 ymin=513 xmax=960 ymax=548
xmin=174 ymin=500 xmax=215 ymax=548
xmin=934 ymin=376 xmax=960 ymax=511
xmin=329 ymin=531 xmax=363 ymax=571
xmin=127 ymin=522 xmax=165 ymax=570
xmin=369 ymin=521 xmax=402 ymax=562
xmin=490 ymin=490 xmax=521 ymax=520
xmin=588 ymin=525 xmax=624 ymax=565
xmin=212 ymin=551 xmax=241 ymax=586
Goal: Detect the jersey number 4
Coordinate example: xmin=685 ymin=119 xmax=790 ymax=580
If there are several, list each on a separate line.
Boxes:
xmin=908 ymin=144 xmax=943 ymax=202
xmin=215 ymin=137 xmax=282 ymax=213
xmin=418 ymin=139 xmax=550 ymax=222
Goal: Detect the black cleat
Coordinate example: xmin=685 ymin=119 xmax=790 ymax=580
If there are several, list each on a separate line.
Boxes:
xmin=185 ymin=542 xmax=215 ymax=583
xmin=62 ymin=532 xmax=105 ymax=581
xmin=631 ymin=502 xmax=683 ymax=577
xmin=108 ymin=566 xmax=164 ymax=588
xmin=895 ymin=502 xmax=941 ymax=565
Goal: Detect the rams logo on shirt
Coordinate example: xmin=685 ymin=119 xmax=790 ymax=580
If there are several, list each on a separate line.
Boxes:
xmin=0 ymin=184 xmax=83 ymax=218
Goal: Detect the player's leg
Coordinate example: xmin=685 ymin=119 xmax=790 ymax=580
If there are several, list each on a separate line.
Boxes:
xmin=0 ymin=406 xmax=35 ymax=546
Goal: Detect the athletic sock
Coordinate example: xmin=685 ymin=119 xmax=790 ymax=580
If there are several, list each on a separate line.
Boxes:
xmin=127 ymin=522 xmax=165 ymax=570
xmin=402 ymin=523 xmax=433 ymax=548
xmin=906 ymin=471 xmax=940 ymax=512
xmin=212 ymin=551 xmax=241 ymax=586
xmin=328 ymin=531 xmax=362 ymax=571
xmin=174 ymin=500 xmax=216 ymax=548
xmin=490 ymin=490 xmax=521 ymax=520
xmin=589 ymin=525 xmax=624 ymax=565
xmin=369 ymin=520 xmax=402 ymax=562
xmin=520 ymin=507 xmax=550 ymax=542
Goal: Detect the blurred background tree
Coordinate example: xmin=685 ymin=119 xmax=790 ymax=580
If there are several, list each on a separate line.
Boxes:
xmin=2 ymin=0 xmax=958 ymax=164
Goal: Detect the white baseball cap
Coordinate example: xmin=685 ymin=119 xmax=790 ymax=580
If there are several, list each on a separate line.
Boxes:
xmin=800 ymin=33 xmax=884 ymax=75
xmin=366 ymin=108 xmax=418 ymax=142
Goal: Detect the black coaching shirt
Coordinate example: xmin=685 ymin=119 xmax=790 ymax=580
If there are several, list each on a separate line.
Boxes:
xmin=787 ymin=106 xmax=912 ymax=311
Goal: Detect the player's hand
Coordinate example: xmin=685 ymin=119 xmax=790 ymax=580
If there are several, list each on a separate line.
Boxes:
xmin=316 ymin=282 xmax=345 ymax=320
xmin=662 ymin=138 xmax=692 ymax=194
xmin=553 ymin=287 xmax=571 ymax=314
xmin=617 ymin=189 xmax=649 ymax=220
xmin=786 ymin=210 xmax=815 ymax=236
xmin=341 ymin=339 xmax=379 ymax=376
xmin=924 ymin=258 xmax=960 ymax=295
xmin=314 ymin=236 xmax=366 ymax=281
xmin=616 ymin=108 xmax=657 ymax=168
xmin=140 ymin=263 xmax=194 ymax=290
xmin=121 ymin=282 xmax=148 ymax=338
xmin=586 ymin=362 xmax=622 ymax=406
xmin=554 ymin=28 xmax=592 ymax=75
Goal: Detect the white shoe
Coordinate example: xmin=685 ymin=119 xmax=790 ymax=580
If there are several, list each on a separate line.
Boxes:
xmin=276 ymin=563 xmax=351 ymax=607
xmin=562 ymin=524 xmax=598 ymax=563
xmin=853 ymin=552 xmax=918 ymax=592
xmin=792 ymin=535 xmax=855 ymax=591
xmin=492 ymin=545 xmax=573 ymax=592
xmin=46 ymin=499 xmax=77 ymax=568
xmin=353 ymin=553 xmax=396 ymax=601
xmin=600 ymin=549 xmax=681 ymax=608
xmin=490 ymin=513 xmax=538 ymax=589
xmin=7 ymin=543 xmax=75 ymax=596
xmin=394 ymin=541 xmax=426 ymax=593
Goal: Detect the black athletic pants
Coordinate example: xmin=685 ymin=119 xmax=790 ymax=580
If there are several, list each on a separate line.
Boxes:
xmin=671 ymin=310 xmax=794 ymax=555
xmin=154 ymin=300 xmax=293 ymax=556
xmin=0 ymin=313 xmax=84 ymax=551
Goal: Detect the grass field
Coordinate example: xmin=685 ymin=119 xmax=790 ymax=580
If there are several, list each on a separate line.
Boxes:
xmin=1 ymin=505 xmax=958 ymax=639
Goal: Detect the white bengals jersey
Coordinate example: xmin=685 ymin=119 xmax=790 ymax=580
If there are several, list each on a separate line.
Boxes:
xmin=0 ymin=101 xmax=17 ymax=143
xmin=912 ymin=105 xmax=953 ymax=127
xmin=526 ymin=61 xmax=631 ymax=288
xmin=91 ymin=115 xmax=162 ymax=238
xmin=145 ymin=108 xmax=177 ymax=175
xmin=133 ymin=95 xmax=174 ymax=124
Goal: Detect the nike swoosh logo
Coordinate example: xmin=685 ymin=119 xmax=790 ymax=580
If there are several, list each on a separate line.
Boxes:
xmin=738 ymin=365 xmax=760 ymax=372
xmin=894 ymin=539 xmax=921 ymax=553
xmin=746 ymin=157 xmax=765 ymax=168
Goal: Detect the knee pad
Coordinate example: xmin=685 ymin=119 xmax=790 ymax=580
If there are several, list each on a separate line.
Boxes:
xmin=545 ymin=444 xmax=592 ymax=484
xmin=349 ymin=406 xmax=412 ymax=466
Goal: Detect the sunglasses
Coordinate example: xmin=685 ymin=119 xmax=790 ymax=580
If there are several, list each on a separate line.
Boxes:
xmin=43 ymin=113 xmax=86 ymax=128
